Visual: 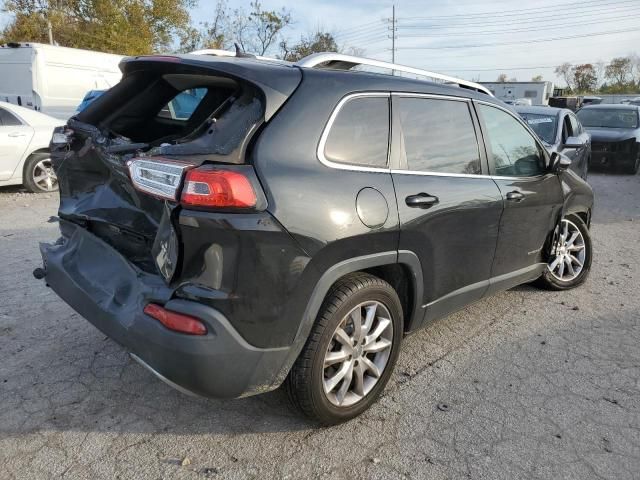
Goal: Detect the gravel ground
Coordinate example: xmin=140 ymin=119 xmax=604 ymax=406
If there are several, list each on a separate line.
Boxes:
xmin=1 ymin=172 xmax=639 ymax=480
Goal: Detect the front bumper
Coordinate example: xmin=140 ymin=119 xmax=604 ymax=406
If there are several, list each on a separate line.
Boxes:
xmin=590 ymin=150 xmax=637 ymax=169
xmin=39 ymin=221 xmax=289 ymax=398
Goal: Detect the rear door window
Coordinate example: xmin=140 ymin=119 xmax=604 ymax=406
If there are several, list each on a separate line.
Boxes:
xmin=396 ymin=97 xmax=482 ymax=174
xmin=323 ymin=96 xmax=389 ymax=168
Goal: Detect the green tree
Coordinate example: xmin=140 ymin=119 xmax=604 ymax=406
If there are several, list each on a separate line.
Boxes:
xmin=1 ymin=0 xmax=195 ymax=55
xmin=231 ymin=1 xmax=291 ymax=55
xmin=531 ymin=74 xmax=543 ymax=82
xmin=280 ymin=30 xmax=338 ymax=61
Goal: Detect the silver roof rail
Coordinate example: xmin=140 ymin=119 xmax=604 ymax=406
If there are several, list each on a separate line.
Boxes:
xmin=295 ymin=52 xmax=493 ymax=96
xmin=189 ymin=49 xmax=289 ymax=64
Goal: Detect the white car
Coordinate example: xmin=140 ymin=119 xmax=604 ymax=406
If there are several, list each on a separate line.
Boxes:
xmin=0 ymin=101 xmax=63 ymax=192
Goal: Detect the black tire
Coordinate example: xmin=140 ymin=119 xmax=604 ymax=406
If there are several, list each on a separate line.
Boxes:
xmin=22 ymin=152 xmax=58 ymax=193
xmin=535 ymin=214 xmax=592 ymax=291
xmin=286 ymin=273 xmax=403 ymax=425
xmin=625 ymin=155 xmax=639 ymax=175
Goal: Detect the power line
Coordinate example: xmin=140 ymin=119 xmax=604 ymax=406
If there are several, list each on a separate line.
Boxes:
xmin=397 ymin=0 xmax=636 ymax=21
xmin=398 ymin=3 xmax=640 ymax=29
xmin=400 ymin=13 xmax=640 ymax=38
xmin=398 ymin=27 xmax=640 ymax=50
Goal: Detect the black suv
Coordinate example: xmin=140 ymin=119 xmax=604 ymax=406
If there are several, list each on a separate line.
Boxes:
xmin=37 ymin=52 xmax=594 ymax=424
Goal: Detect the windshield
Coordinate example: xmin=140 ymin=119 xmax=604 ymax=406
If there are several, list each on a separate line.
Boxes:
xmin=577 ymin=108 xmax=639 ymax=129
xmin=519 ymin=113 xmax=557 ymax=144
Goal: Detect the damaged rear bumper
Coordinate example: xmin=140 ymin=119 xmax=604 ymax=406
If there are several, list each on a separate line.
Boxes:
xmin=39 ymin=220 xmax=289 ymax=398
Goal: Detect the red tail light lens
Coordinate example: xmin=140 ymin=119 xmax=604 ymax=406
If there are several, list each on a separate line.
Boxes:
xmin=143 ymin=304 xmax=207 ymax=335
xmin=181 ymin=168 xmax=257 ymax=208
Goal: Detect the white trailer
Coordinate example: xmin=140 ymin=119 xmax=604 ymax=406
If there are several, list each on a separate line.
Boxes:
xmin=0 ymin=43 xmax=123 ymax=119
xmin=480 ymin=81 xmax=555 ymax=106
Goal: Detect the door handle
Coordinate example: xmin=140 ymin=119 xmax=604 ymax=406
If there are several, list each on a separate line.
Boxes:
xmin=8 ymin=132 xmax=26 ymax=137
xmin=506 ymin=191 xmax=525 ymax=202
xmin=406 ymin=193 xmax=439 ymax=209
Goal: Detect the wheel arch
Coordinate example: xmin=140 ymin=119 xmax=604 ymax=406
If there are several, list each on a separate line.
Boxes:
xmin=271 ymin=251 xmax=424 ymax=388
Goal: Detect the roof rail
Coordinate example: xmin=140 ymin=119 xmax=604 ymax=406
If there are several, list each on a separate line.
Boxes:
xmin=295 ymin=52 xmax=493 ymax=96
xmin=189 ymin=49 xmax=289 ymax=64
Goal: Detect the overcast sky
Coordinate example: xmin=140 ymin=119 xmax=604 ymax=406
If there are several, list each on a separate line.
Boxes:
xmin=2 ymin=0 xmax=639 ymax=86
xmin=190 ymin=0 xmax=640 ymax=86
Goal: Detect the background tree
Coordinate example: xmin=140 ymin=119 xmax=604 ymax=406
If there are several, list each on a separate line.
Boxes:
xmin=605 ymin=56 xmax=633 ymax=87
xmin=554 ymin=62 xmax=574 ymax=90
xmin=1 ymin=0 xmax=195 ymax=55
xmin=231 ymin=1 xmax=291 ymax=55
xmin=531 ymin=74 xmax=543 ymax=82
xmin=572 ymin=63 xmax=597 ymax=93
xmin=496 ymin=73 xmax=508 ymax=82
xmin=280 ymin=30 xmax=338 ymax=61
xmin=179 ymin=0 xmax=229 ymax=52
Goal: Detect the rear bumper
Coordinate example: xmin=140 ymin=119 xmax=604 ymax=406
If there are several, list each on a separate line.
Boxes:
xmin=39 ymin=221 xmax=289 ymax=398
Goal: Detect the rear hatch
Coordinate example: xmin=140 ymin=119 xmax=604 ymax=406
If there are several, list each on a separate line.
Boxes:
xmin=50 ymin=54 xmax=301 ymax=280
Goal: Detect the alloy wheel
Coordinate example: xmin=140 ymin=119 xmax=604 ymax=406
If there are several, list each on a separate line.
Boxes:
xmin=32 ymin=158 xmax=58 ymax=192
xmin=548 ymin=218 xmax=586 ymax=282
xmin=322 ymin=301 xmax=393 ymax=407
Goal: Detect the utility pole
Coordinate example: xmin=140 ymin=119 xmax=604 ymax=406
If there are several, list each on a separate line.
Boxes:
xmin=47 ymin=20 xmax=53 ymax=45
xmin=387 ymin=4 xmax=398 ymax=73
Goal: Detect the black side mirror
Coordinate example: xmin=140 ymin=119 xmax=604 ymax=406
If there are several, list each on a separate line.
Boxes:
xmin=550 ymin=151 xmax=572 ymax=172
xmin=563 ymin=136 xmax=583 ymax=149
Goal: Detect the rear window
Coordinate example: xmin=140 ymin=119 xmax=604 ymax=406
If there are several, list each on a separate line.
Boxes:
xmin=323 ymin=96 xmax=389 ymax=168
xmin=577 ymin=108 xmax=639 ymax=129
xmin=77 ymin=68 xmax=264 ymax=163
xmin=519 ymin=113 xmax=557 ymax=144
xmin=0 ymin=107 xmax=21 ymax=126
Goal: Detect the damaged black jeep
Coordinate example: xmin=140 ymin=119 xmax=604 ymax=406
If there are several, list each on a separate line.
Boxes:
xmin=37 ymin=53 xmax=594 ymax=424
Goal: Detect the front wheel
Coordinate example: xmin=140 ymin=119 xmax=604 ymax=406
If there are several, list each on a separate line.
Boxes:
xmin=286 ymin=273 xmax=403 ymax=424
xmin=625 ymin=155 xmax=639 ymax=175
xmin=536 ymin=215 xmax=592 ymax=290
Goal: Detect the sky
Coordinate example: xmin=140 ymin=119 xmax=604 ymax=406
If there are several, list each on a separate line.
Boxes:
xmin=189 ymin=0 xmax=640 ymax=86
xmin=2 ymin=0 xmax=639 ymax=86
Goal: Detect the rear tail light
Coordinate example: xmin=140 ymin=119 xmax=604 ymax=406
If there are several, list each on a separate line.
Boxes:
xmin=181 ymin=168 xmax=257 ymax=208
xmin=143 ymin=304 xmax=207 ymax=335
xmin=127 ymin=157 xmax=194 ymax=201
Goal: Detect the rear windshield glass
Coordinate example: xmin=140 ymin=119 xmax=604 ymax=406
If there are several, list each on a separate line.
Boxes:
xmin=519 ymin=113 xmax=557 ymax=144
xmin=577 ymin=108 xmax=639 ymax=129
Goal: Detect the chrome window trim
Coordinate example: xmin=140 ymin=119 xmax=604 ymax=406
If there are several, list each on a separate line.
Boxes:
xmin=391 ymin=92 xmax=472 ymax=103
xmin=317 ymin=92 xmax=391 ymax=173
xmin=390 ymin=169 xmax=488 ymax=179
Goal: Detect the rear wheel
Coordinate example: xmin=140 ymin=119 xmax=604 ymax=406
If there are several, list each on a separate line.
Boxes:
xmin=536 ymin=215 xmax=592 ymax=290
xmin=23 ymin=153 xmax=58 ymax=193
xmin=286 ymin=273 xmax=403 ymax=424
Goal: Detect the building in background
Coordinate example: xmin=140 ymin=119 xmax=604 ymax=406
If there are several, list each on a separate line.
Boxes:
xmin=481 ymin=81 xmax=555 ymax=106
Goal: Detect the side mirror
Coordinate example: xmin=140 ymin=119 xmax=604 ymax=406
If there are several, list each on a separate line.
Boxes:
xmin=563 ymin=136 xmax=583 ymax=149
xmin=550 ymin=151 xmax=572 ymax=172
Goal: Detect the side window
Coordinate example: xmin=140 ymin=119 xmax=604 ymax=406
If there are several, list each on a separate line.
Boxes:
xmin=158 ymin=88 xmax=208 ymax=121
xmin=478 ymin=104 xmax=546 ymax=177
xmin=396 ymin=97 xmax=482 ymax=174
xmin=0 ymin=108 xmax=22 ymax=126
xmin=323 ymin=96 xmax=389 ymax=168
xmin=569 ymin=114 xmax=581 ymax=135
xmin=561 ymin=115 xmax=572 ymax=143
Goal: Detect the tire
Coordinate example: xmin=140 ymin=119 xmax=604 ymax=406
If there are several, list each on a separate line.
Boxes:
xmin=625 ymin=155 xmax=639 ymax=175
xmin=535 ymin=214 xmax=592 ymax=291
xmin=286 ymin=273 xmax=403 ymax=425
xmin=23 ymin=152 xmax=58 ymax=193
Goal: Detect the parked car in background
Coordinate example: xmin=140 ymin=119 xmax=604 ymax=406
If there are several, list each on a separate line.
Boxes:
xmin=36 ymin=52 xmax=594 ymax=424
xmin=0 ymin=101 xmax=62 ymax=192
xmin=516 ymin=105 xmax=590 ymax=180
xmin=549 ymin=96 xmax=581 ymax=111
xmin=576 ymin=104 xmax=640 ymax=174
xmin=0 ymin=42 xmax=123 ymax=119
